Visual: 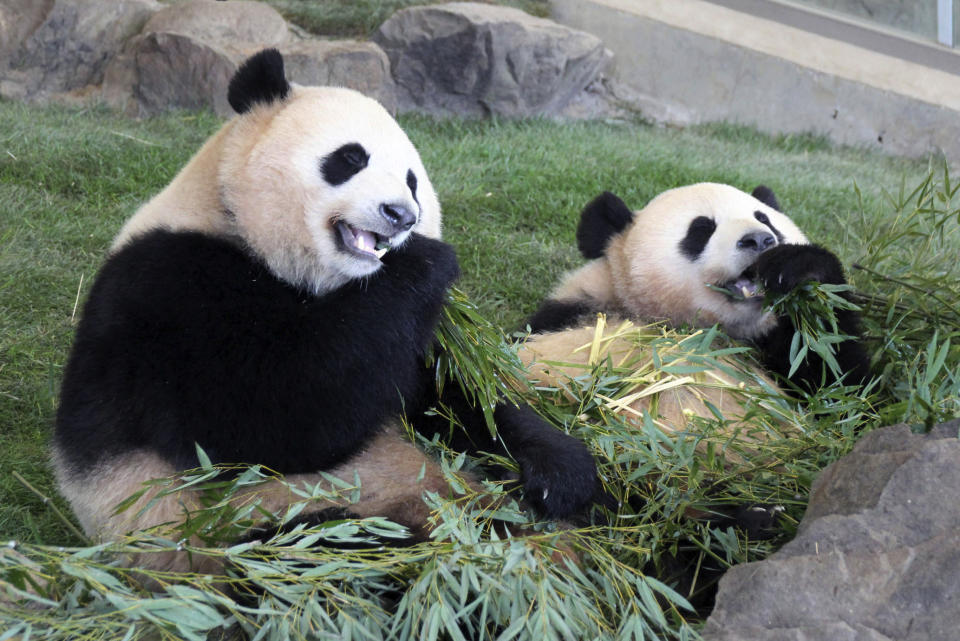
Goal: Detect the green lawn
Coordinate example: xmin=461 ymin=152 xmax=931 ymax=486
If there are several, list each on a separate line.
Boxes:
xmin=259 ymin=0 xmax=551 ymax=36
xmin=2 ymin=99 xmax=959 ymax=638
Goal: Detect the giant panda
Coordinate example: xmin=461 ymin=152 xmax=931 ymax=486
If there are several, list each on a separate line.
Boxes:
xmin=52 ymin=49 xmax=599 ymax=575
xmin=519 ymin=182 xmax=870 ymax=611
xmin=524 ymin=183 xmax=870 ymax=419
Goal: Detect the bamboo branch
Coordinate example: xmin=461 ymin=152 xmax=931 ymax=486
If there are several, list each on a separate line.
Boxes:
xmin=12 ymin=471 xmax=88 ymax=543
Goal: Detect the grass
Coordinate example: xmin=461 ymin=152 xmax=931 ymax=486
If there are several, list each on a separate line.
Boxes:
xmin=257 ymin=0 xmax=551 ymax=37
xmin=2 ymin=98 xmax=959 ymax=639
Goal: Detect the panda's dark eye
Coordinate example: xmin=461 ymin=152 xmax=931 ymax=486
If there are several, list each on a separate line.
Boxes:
xmin=321 ymin=143 xmax=369 ymax=186
xmin=679 ymin=216 xmax=716 ymax=260
xmin=754 ymin=210 xmax=784 ymax=243
xmin=406 ymin=169 xmax=419 ymax=204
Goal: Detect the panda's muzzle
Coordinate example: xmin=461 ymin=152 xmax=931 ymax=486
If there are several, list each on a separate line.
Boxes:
xmin=715 ymin=231 xmax=778 ymax=301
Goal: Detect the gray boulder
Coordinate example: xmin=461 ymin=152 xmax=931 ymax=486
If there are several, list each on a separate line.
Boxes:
xmin=103 ymin=0 xmax=291 ymax=116
xmin=373 ymin=2 xmax=609 ymax=117
xmin=0 ymin=0 xmax=53 ymax=63
xmin=0 ymin=0 xmax=158 ymax=101
xmin=703 ymin=420 xmax=960 ymax=641
xmin=280 ymin=40 xmax=397 ymax=114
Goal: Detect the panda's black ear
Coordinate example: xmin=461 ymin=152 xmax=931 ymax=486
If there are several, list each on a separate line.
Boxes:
xmin=751 ymin=185 xmax=781 ymax=212
xmin=228 ymin=49 xmax=290 ymax=114
xmin=577 ymin=191 xmax=634 ymax=259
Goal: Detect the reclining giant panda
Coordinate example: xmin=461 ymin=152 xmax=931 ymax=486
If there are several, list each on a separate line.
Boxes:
xmin=524 ymin=183 xmax=870 ymax=424
xmin=53 ymin=49 xmax=598 ymax=574
xmin=520 ymin=182 xmax=871 ymax=610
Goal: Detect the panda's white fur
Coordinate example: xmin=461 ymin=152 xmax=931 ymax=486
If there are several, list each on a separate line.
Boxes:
xmin=549 ymin=183 xmax=807 ymax=341
xmin=113 ymin=85 xmax=441 ymax=293
xmin=518 ymin=321 xmax=788 ymax=460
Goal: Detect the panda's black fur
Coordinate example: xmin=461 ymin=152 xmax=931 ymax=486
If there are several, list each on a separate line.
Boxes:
xmin=227 ymin=48 xmax=290 ymax=114
xmin=53 ymin=50 xmax=599 ymax=571
xmin=56 ymin=229 xmax=457 ymax=476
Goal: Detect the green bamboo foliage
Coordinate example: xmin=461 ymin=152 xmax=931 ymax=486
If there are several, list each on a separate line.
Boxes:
xmin=3 ymin=170 xmax=960 ymax=639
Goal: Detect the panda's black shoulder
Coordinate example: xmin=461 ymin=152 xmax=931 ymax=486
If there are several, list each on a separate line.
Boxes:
xmin=98 ymin=229 xmax=266 ymax=298
xmin=76 ymin=229 xmax=284 ymax=334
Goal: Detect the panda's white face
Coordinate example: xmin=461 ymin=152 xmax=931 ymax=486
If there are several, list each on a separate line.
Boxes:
xmin=608 ymin=183 xmax=807 ymax=339
xmin=219 ymin=85 xmax=441 ymax=294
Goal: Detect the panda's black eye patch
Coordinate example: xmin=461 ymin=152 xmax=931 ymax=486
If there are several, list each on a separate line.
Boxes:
xmin=679 ymin=216 xmax=716 ymax=260
xmin=321 ymin=143 xmax=369 ymax=186
xmin=754 ymin=210 xmax=784 ymax=243
xmin=406 ymin=169 xmax=418 ymax=204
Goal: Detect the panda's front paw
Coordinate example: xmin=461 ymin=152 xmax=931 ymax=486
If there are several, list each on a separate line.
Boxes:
xmin=515 ymin=434 xmax=599 ymax=519
xmin=382 ymin=233 xmax=460 ymax=292
xmin=756 ymin=244 xmax=846 ymax=296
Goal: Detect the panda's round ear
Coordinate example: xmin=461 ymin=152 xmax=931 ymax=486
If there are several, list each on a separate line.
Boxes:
xmin=228 ymin=49 xmax=291 ymax=114
xmin=577 ymin=191 xmax=635 ymax=259
xmin=751 ymin=185 xmax=781 ymax=212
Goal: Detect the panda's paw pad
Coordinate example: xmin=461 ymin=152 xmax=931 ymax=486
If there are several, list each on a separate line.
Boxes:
xmin=757 ymin=245 xmax=843 ymax=294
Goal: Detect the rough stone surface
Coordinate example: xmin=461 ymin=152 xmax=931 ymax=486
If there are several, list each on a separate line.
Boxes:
xmin=280 ymin=39 xmax=397 ymax=113
xmin=702 ymin=420 xmax=960 ymax=641
xmin=102 ymin=0 xmax=290 ymax=116
xmin=0 ymin=0 xmax=53 ymax=63
xmin=0 ymin=0 xmax=158 ymax=101
xmin=373 ymin=2 xmax=609 ymax=117
xmin=140 ymin=0 xmax=289 ymax=52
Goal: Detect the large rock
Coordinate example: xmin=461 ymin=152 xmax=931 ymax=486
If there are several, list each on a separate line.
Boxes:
xmin=0 ymin=0 xmax=158 ymax=101
xmin=703 ymin=420 xmax=960 ymax=641
xmin=102 ymin=0 xmax=291 ymax=116
xmin=280 ymin=40 xmax=397 ymax=114
xmin=0 ymin=0 xmax=53 ymax=63
xmin=373 ymin=2 xmax=609 ymax=117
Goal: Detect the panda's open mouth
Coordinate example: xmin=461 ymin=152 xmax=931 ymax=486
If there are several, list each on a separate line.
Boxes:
xmin=713 ymin=265 xmax=763 ymax=302
xmin=335 ymin=222 xmax=395 ymax=261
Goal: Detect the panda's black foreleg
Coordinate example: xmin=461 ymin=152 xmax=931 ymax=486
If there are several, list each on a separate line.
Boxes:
xmin=526 ymin=299 xmax=596 ymax=334
xmin=490 ymin=403 xmax=601 ymax=519
xmin=754 ymin=243 xmax=871 ymax=392
xmin=414 ymin=384 xmax=601 ymax=520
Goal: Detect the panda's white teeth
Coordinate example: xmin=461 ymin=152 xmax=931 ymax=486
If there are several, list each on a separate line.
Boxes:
xmin=336 ymin=221 xmax=398 ymax=261
xmin=709 ymin=274 xmax=763 ymax=301
xmin=734 ymin=278 xmax=759 ymax=299
xmin=354 ymin=229 xmax=376 ymax=255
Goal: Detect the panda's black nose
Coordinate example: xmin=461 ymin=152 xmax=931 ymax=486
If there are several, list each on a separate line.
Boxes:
xmin=737 ymin=231 xmax=777 ymax=253
xmin=380 ymin=203 xmax=417 ymax=232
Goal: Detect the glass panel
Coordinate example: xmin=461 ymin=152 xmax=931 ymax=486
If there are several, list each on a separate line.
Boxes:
xmin=954 ymin=0 xmax=959 ymax=45
xmin=789 ymin=0 xmax=940 ymax=43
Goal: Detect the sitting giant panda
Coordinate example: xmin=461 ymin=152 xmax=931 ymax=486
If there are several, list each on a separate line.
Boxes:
xmin=526 ymin=183 xmax=870 ymax=400
xmin=53 ymin=49 xmax=598 ymax=574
